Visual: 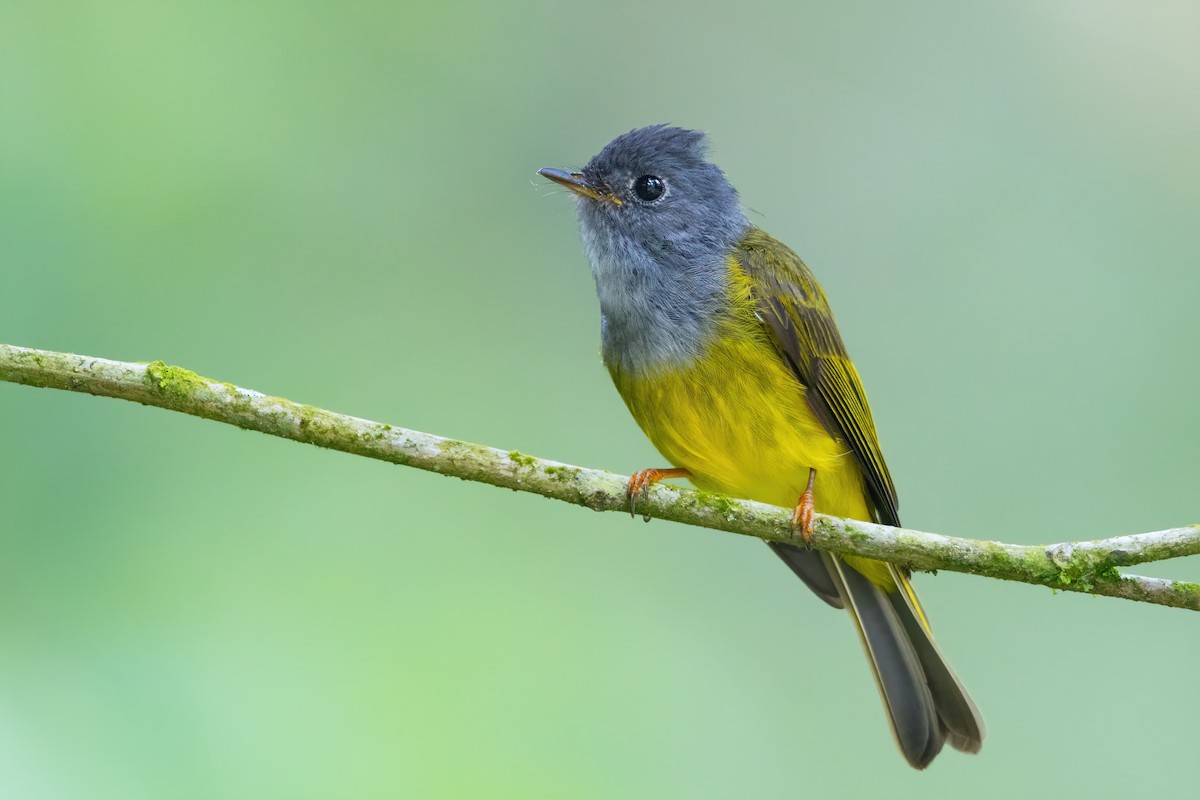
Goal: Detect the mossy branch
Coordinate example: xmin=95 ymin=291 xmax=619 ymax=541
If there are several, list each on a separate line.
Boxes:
xmin=3 ymin=342 xmax=1198 ymax=611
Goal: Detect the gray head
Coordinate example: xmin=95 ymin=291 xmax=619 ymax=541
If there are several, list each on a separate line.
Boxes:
xmin=540 ymin=126 xmax=750 ymax=374
xmin=540 ymin=125 xmax=748 ymax=269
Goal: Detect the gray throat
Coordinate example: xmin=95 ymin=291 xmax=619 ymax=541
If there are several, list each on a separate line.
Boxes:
xmin=581 ymin=222 xmax=736 ymax=376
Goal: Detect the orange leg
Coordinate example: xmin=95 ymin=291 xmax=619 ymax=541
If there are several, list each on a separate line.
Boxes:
xmin=790 ymin=468 xmax=817 ymax=542
xmin=627 ymin=467 xmax=692 ymax=521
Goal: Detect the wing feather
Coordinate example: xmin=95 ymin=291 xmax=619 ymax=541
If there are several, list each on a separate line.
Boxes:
xmin=735 ymin=228 xmax=900 ymax=527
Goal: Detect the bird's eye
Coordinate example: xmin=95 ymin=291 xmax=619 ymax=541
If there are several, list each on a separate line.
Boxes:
xmin=633 ymin=174 xmax=666 ymax=202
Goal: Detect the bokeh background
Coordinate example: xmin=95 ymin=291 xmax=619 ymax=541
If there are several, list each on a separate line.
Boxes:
xmin=3 ymin=2 xmax=1199 ymax=797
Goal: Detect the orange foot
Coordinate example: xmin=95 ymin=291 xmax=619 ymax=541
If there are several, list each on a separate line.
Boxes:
xmin=627 ymin=468 xmax=692 ymax=521
xmin=790 ymin=468 xmax=818 ymax=542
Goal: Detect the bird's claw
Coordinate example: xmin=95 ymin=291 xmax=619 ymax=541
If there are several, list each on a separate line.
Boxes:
xmin=626 ymin=468 xmax=691 ymax=522
xmin=790 ymin=493 xmax=815 ymax=542
xmin=790 ymin=468 xmax=818 ymax=543
xmin=627 ymin=469 xmax=657 ymax=522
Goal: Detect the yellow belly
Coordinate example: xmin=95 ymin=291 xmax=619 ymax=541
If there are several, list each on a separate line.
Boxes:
xmin=609 ymin=328 xmax=872 ymax=523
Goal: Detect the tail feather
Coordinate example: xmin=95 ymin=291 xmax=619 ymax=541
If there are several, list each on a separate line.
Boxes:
xmin=885 ymin=565 xmax=986 ymax=754
xmin=823 ymin=553 xmax=945 ymax=769
xmin=767 ymin=544 xmax=985 ymax=768
xmin=768 ymin=541 xmax=842 ymax=608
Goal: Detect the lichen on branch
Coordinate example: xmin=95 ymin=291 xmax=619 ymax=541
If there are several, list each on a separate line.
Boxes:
xmin=2 ymin=342 xmax=1198 ymax=611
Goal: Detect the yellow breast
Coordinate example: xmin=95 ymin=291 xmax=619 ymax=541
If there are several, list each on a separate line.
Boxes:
xmin=607 ymin=266 xmax=872 ymax=522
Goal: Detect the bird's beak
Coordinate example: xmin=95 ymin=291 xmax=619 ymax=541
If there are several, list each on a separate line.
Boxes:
xmin=538 ymin=168 xmax=622 ymax=205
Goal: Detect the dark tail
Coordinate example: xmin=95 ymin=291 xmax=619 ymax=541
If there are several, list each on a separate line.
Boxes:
xmin=770 ymin=543 xmax=985 ymax=769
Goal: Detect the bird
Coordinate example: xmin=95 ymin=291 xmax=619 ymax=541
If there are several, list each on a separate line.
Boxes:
xmin=539 ymin=125 xmax=984 ymax=769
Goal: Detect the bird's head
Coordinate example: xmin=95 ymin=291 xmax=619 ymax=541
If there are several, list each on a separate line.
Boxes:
xmin=539 ymin=125 xmax=748 ymax=269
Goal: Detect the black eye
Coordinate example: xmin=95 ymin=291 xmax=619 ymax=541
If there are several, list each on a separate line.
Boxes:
xmin=633 ymin=174 xmax=666 ymax=202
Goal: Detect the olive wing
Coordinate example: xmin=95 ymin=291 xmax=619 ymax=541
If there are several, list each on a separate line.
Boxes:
xmin=734 ymin=228 xmax=900 ymax=527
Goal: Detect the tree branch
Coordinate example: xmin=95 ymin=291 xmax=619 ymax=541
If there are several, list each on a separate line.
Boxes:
xmin=3 ymin=342 xmax=1198 ymax=611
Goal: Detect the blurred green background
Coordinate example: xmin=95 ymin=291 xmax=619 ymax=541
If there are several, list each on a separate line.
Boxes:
xmin=3 ymin=1 xmax=1199 ymax=797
